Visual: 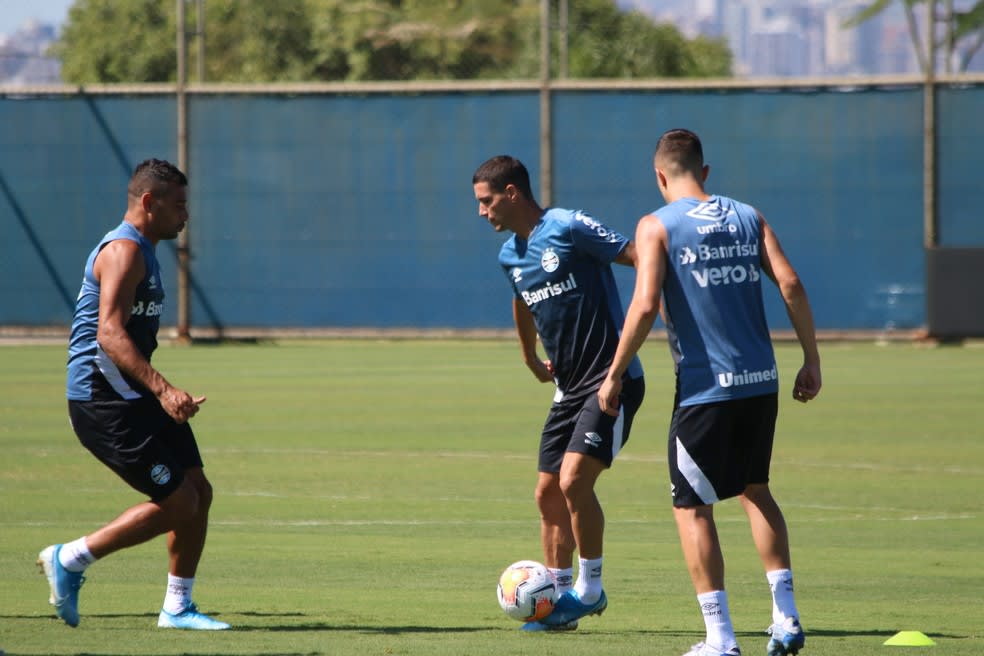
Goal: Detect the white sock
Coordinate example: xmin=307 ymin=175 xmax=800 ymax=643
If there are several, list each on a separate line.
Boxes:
xmin=573 ymin=556 xmax=603 ymax=604
xmin=58 ymin=537 xmax=96 ymax=573
xmin=548 ymin=567 xmax=574 ymax=595
xmin=163 ymin=574 xmax=195 ymax=614
xmin=697 ymin=590 xmax=738 ymax=652
xmin=766 ymin=568 xmax=799 ymax=625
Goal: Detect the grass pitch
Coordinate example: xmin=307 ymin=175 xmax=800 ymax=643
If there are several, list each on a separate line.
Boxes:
xmin=1 ymin=339 xmax=982 ymax=655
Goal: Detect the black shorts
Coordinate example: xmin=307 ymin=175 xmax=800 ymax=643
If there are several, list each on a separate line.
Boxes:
xmin=68 ymin=397 xmax=204 ymax=502
xmin=668 ymin=392 xmax=778 ymax=508
xmin=538 ymin=376 xmax=645 ymax=473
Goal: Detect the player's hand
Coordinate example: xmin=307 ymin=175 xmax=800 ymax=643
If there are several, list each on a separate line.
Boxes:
xmin=598 ymin=376 xmax=622 ymax=416
xmin=528 ymin=358 xmax=555 ymax=383
xmin=159 ymin=386 xmax=206 ymax=423
xmin=792 ymin=363 xmax=821 ymax=403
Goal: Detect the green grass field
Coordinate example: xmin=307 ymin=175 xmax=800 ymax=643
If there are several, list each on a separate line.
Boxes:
xmin=1 ymin=339 xmax=982 ymax=656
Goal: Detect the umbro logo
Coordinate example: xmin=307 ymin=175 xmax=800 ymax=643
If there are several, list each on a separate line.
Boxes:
xmin=584 ymin=432 xmax=603 ymax=447
xmin=686 ymin=202 xmax=735 ymax=222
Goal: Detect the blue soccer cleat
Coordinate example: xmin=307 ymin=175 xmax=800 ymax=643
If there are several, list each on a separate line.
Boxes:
xmin=520 ymin=619 xmax=578 ymax=631
xmin=767 ymin=617 xmax=805 ymax=656
xmin=37 ymin=544 xmax=85 ymax=627
xmin=158 ymin=603 xmax=231 ymax=630
xmin=538 ymin=589 xmax=607 ymax=627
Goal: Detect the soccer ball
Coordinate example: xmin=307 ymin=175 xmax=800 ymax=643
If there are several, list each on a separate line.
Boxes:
xmin=496 ymin=560 xmax=557 ymax=622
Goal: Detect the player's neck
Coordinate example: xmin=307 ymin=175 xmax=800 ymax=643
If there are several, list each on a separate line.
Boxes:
xmin=665 ymin=181 xmax=710 ymax=204
xmin=513 ymin=205 xmax=545 ymax=240
xmin=123 ymin=213 xmax=159 ymax=245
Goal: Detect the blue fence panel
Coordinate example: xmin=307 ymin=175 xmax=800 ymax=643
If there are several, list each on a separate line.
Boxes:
xmin=553 ymin=87 xmax=925 ymax=331
xmin=1 ymin=94 xmax=176 ymax=325
xmin=1 ymin=85 xmax=970 ymax=331
xmin=189 ymin=92 xmax=539 ymax=328
xmin=938 ymin=85 xmax=984 ymax=247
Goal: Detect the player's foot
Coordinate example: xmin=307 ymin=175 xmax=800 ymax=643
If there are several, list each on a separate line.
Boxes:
xmin=538 ymin=589 xmax=607 ymax=626
xmin=158 ymin=603 xmax=231 ymax=630
xmin=767 ymin=617 xmax=805 ymax=656
xmin=37 ymin=545 xmax=85 ymax=627
xmin=681 ymin=642 xmax=741 ymax=656
xmin=520 ymin=619 xmax=578 ymax=631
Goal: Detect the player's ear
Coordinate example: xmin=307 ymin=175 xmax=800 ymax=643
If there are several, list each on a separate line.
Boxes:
xmin=655 ymin=167 xmax=667 ymax=190
xmin=701 ymin=165 xmax=710 ymax=183
xmin=140 ymin=191 xmax=154 ymax=213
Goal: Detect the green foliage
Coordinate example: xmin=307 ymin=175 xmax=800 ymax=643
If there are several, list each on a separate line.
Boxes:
xmin=54 ymin=0 xmax=177 ymax=83
xmin=54 ymin=0 xmax=731 ymax=83
xmin=564 ymin=1 xmax=731 ymax=78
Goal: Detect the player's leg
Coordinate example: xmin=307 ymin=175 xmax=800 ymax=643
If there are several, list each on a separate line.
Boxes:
xmin=737 ymin=394 xmax=803 ymax=655
xmin=739 ymin=483 xmax=790 ymax=574
xmin=156 ymin=426 xmax=228 ymax=630
xmin=84 ymin=478 xmax=202 ymax=557
xmin=540 ymin=376 xmax=644 ymax=626
xmin=521 ymin=406 xmax=579 ymax=632
xmin=39 ymin=399 xmax=197 ymax=627
xmin=669 ymin=399 xmax=740 ymax=656
xmin=534 ymin=471 xmax=576 ymax=574
xmin=167 ymin=467 xmax=213 ymax=577
xmin=673 ymin=504 xmax=740 ymax=656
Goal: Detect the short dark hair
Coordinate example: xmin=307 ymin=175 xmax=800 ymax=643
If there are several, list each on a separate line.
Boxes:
xmin=472 ymin=155 xmax=535 ymax=202
xmin=654 ymin=129 xmax=704 ymax=179
xmin=127 ymin=158 xmax=187 ymax=198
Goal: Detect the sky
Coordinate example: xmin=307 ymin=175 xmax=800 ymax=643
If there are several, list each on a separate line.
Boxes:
xmin=0 ymin=0 xmax=73 ymax=35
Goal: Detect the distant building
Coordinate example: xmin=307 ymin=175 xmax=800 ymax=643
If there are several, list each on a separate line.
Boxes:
xmin=0 ymin=20 xmax=60 ymax=85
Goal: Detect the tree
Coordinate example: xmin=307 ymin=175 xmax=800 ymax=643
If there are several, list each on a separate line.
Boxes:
xmin=54 ymin=0 xmax=731 ymax=83
xmin=563 ymin=0 xmax=731 ymax=78
xmin=845 ymin=0 xmax=984 ymax=73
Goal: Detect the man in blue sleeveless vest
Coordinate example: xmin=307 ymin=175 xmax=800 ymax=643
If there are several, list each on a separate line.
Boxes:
xmin=599 ymin=130 xmax=821 ymax=656
xmin=38 ymin=159 xmax=229 ymax=630
xmin=473 ymin=156 xmax=645 ymax=630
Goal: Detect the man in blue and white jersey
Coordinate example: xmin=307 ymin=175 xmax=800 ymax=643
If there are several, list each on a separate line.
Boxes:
xmin=38 ymin=159 xmax=228 ymax=631
xmin=473 ymin=155 xmax=645 ymax=630
xmin=599 ymin=130 xmax=821 ymax=656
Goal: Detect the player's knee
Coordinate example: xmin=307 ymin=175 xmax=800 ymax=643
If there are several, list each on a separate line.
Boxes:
xmin=160 ymin=478 xmax=201 ymax=520
xmin=557 ymin=471 xmax=591 ymax=503
xmin=195 ymin=477 xmax=213 ymax=513
xmin=740 ymin=482 xmax=774 ymax=505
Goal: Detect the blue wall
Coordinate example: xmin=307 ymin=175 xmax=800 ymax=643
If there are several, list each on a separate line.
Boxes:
xmin=2 ymin=85 xmax=978 ymax=331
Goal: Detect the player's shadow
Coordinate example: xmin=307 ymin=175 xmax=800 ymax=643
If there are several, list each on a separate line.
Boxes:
xmin=593 ymin=627 xmax=965 ymax=640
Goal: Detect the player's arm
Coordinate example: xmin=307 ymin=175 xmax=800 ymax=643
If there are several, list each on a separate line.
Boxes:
xmin=512 ymin=297 xmax=554 ymax=383
xmin=613 ymin=240 xmax=637 ymax=267
xmin=757 ymin=212 xmax=821 ymax=403
xmin=598 ymin=215 xmax=667 ymax=415
xmin=94 ymin=240 xmax=204 ymax=422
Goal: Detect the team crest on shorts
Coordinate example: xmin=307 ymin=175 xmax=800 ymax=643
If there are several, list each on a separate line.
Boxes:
xmin=150 ymin=463 xmax=172 ymax=485
xmin=541 ymin=248 xmax=560 ymax=272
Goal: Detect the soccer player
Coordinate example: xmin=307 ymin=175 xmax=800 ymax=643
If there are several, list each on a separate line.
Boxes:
xmin=38 ymin=159 xmax=229 ymax=631
xmin=473 ymin=155 xmax=645 ymax=630
xmin=598 ymin=129 xmax=821 ymax=656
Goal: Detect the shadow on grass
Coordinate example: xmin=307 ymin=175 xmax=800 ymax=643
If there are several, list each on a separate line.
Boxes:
xmin=234 ymin=623 xmax=488 ymax=634
xmin=2 ymin=611 xmax=487 ymax=635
